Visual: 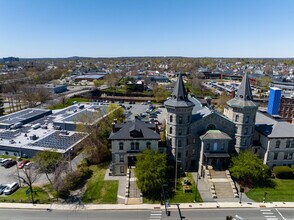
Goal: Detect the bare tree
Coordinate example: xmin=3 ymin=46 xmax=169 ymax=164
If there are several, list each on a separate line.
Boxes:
xmin=17 ymin=167 xmax=40 ymax=204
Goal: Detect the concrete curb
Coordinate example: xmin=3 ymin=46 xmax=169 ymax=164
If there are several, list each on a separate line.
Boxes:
xmin=1 ymin=202 xmax=294 ymax=211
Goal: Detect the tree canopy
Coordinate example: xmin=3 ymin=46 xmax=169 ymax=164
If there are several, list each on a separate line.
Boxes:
xmin=135 ymin=149 xmax=167 ymax=199
xmin=229 ymin=150 xmax=269 ymax=186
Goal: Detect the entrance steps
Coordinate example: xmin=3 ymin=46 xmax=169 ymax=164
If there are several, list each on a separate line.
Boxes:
xmin=208 ymin=170 xmax=237 ymax=199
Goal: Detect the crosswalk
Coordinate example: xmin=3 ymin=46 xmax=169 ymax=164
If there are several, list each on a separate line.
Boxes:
xmin=149 ymin=210 xmax=162 ymax=220
xmin=260 ymin=209 xmax=278 ymax=220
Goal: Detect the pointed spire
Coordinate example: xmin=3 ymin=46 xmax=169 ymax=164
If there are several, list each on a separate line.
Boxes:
xmin=236 ymin=73 xmax=253 ymax=101
xmin=171 ymin=73 xmax=189 ymax=101
xmin=226 ymin=72 xmax=258 ymax=108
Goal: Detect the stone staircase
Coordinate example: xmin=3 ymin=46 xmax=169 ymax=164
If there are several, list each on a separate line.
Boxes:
xmin=208 ymin=170 xmax=237 ymax=199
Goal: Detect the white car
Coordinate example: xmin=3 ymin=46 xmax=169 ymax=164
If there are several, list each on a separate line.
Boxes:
xmin=3 ymin=182 xmax=19 ymax=195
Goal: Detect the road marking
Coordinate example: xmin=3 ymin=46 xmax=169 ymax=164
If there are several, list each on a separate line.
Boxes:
xmin=261 ymin=209 xmax=272 ymax=211
xmin=150 ymin=210 xmax=162 ymax=220
xmin=265 ymin=218 xmax=278 ymax=220
xmin=275 ymin=208 xmax=286 ymax=220
xmin=263 ymin=212 xmax=274 ymax=215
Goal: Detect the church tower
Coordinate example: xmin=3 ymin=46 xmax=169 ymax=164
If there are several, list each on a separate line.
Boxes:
xmin=164 ymin=73 xmax=195 ymax=171
xmin=224 ymin=73 xmax=258 ymax=152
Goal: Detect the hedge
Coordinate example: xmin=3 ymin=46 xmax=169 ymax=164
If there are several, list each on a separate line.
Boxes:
xmin=273 ymin=166 xmax=294 ymax=179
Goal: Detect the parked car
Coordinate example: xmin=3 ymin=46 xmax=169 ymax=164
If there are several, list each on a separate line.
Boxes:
xmin=18 ymin=160 xmax=30 ymax=169
xmin=3 ymin=160 xmax=17 ymax=168
xmin=3 ymin=182 xmax=19 ymax=195
xmin=0 ymin=184 xmax=8 ymax=195
xmin=1 ymin=159 xmax=12 ymax=167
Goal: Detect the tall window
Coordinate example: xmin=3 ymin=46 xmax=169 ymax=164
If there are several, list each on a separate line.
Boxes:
xmin=206 ymin=143 xmax=210 ymax=151
xmin=146 ymin=142 xmax=151 ymax=149
xmin=235 ymin=115 xmax=239 ymax=122
xmin=120 ymin=166 xmax=124 ymax=173
xmin=284 ymin=153 xmax=288 ymax=160
xmin=286 ymin=140 xmax=290 ymax=148
xmin=131 ymin=142 xmax=135 ymax=150
xmin=135 ymin=142 xmax=139 ymax=150
xmin=244 ymin=128 xmax=248 ymax=135
xmin=242 ymin=139 xmax=246 ymax=146
xmin=178 ymin=140 xmax=182 ymax=148
xmin=178 ymin=152 xmax=181 ymax=159
xmin=221 ymin=143 xmax=225 ymax=150
xmin=274 ymin=152 xmax=278 ymax=160
xmin=289 ymin=153 xmax=293 ymax=159
xmin=179 ymin=116 xmax=183 ymax=124
xmin=119 ymin=154 xmax=124 ymax=162
xmin=179 ymin=129 xmax=182 ymax=135
xmin=170 ymin=115 xmax=173 ymax=123
xmin=169 ymin=127 xmax=172 ymax=134
xmin=291 ymin=140 xmax=294 ymax=148
xmin=187 ymin=115 xmax=190 ymax=123
xmin=245 ymin=116 xmax=249 ymax=123
xmin=119 ymin=142 xmax=124 ymax=150
xmin=275 ymin=140 xmax=280 ymax=148
xmin=187 ymin=127 xmax=190 ymax=134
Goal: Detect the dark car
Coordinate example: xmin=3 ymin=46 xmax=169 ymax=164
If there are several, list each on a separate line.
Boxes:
xmin=1 ymin=159 xmax=12 ymax=167
xmin=3 ymin=160 xmax=17 ymax=168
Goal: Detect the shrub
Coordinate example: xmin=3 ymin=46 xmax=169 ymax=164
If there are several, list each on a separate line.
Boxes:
xmin=273 ymin=166 xmax=294 ymax=179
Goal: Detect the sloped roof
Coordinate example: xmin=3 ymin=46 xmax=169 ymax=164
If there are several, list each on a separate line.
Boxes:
xmin=164 ymin=73 xmax=195 ymax=108
xmin=255 ymin=111 xmax=294 ymax=138
xmin=109 ymin=120 xmax=160 ymax=140
xmin=227 ymin=73 xmax=258 ymax=108
xmin=200 ymin=130 xmax=232 ymax=140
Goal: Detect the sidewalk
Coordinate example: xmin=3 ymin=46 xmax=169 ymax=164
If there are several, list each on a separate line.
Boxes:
xmin=1 ymin=202 xmax=294 ymax=211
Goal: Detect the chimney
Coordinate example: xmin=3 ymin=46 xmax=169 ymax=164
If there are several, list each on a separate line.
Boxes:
xmin=267 ymin=87 xmax=282 ymax=116
xmin=204 ymin=96 xmax=212 ymax=106
xmin=230 ymin=90 xmax=235 ymax=99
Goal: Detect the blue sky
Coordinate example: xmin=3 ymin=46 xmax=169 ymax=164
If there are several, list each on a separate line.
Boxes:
xmin=0 ymin=0 xmax=294 ymax=58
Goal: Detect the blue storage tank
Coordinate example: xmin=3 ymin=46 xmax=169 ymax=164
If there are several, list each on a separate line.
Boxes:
xmin=267 ymin=87 xmax=282 ymax=115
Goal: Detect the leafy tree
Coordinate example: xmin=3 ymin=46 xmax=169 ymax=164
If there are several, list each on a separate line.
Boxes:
xmin=33 ymin=150 xmax=62 ymax=186
xmin=229 ymin=150 xmax=269 ymax=186
xmin=135 ymin=149 xmax=167 ymax=200
xmin=153 ymin=85 xmax=171 ymax=103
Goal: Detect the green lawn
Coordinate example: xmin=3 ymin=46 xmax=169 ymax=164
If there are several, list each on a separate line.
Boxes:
xmin=246 ymin=178 xmax=294 ymax=202
xmin=82 ymin=164 xmax=118 ymax=204
xmin=49 ymin=97 xmax=90 ymax=110
xmin=169 ymin=173 xmax=202 ymax=203
xmin=0 ymin=186 xmax=51 ymax=203
xmin=144 ymin=173 xmax=202 ymax=204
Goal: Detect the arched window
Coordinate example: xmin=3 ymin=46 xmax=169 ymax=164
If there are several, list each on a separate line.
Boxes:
xmin=235 ymin=115 xmax=239 ymax=122
xmin=169 ymin=127 xmax=172 ymax=134
xmin=207 ymin=124 xmax=216 ymax=130
xmin=170 ymin=115 xmax=173 ymax=123
xmin=179 ymin=116 xmax=183 ymax=124
xmin=119 ymin=142 xmax=124 ymax=150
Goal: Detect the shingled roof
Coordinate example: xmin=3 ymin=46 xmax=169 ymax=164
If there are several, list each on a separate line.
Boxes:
xmin=164 ymin=73 xmax=195 ymax=108
xmin=108 ymin=119 xmax=160 ymax=140
xmin=227 ymin=73 xmax=258 ymax=108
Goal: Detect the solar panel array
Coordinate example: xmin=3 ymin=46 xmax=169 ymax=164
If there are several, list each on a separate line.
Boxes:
xmin=31 ymin=131 xmax=87 ymax=150
xmin=0 ymin=130 xmax=19 ymax=140
xmin=0 ymin=109 xmax=50 ymax=125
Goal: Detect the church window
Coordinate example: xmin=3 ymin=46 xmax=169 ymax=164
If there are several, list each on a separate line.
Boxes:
xmin=245 ymin=116 xmax=249 ymax=123
xmin=221 ymin=143 xmax=225 ymax=150
xmin=187 ymin=127 xmax=190 ymax=134
xmin=192 ymin=149 xmax=196 ymax=155
xmin=275 ymin=140 xmax=280 ymax=148
xmin=207 ymin=124 xmax=216 ymax=130
xmin=170 ymin=115 xmax=173 ymax=123
xmin=187 ymin=115 xmax=190 ymax=123
xmin=242 ymin=139 xmax=246 ymax=146
xmin=119 ymin=154 xmax=124 ymax=162
xmin=213 ymin=142 xmax=218 ymax=151
xmin=178 ymin=152 xmax=181 ymax=159
xmin=178 ymin=140 xmax=182 ymax=148
xmin=169 ymin=127 xmax=172 ymax=134
xmin=274 ymin=152 xmax=278 ymax=160
xmin=235 ymin=115 xmax=239 ymax=122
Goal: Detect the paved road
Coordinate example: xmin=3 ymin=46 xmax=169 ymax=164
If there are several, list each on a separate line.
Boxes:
xmin=0 ymin=208 xmax=293 ymax=220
